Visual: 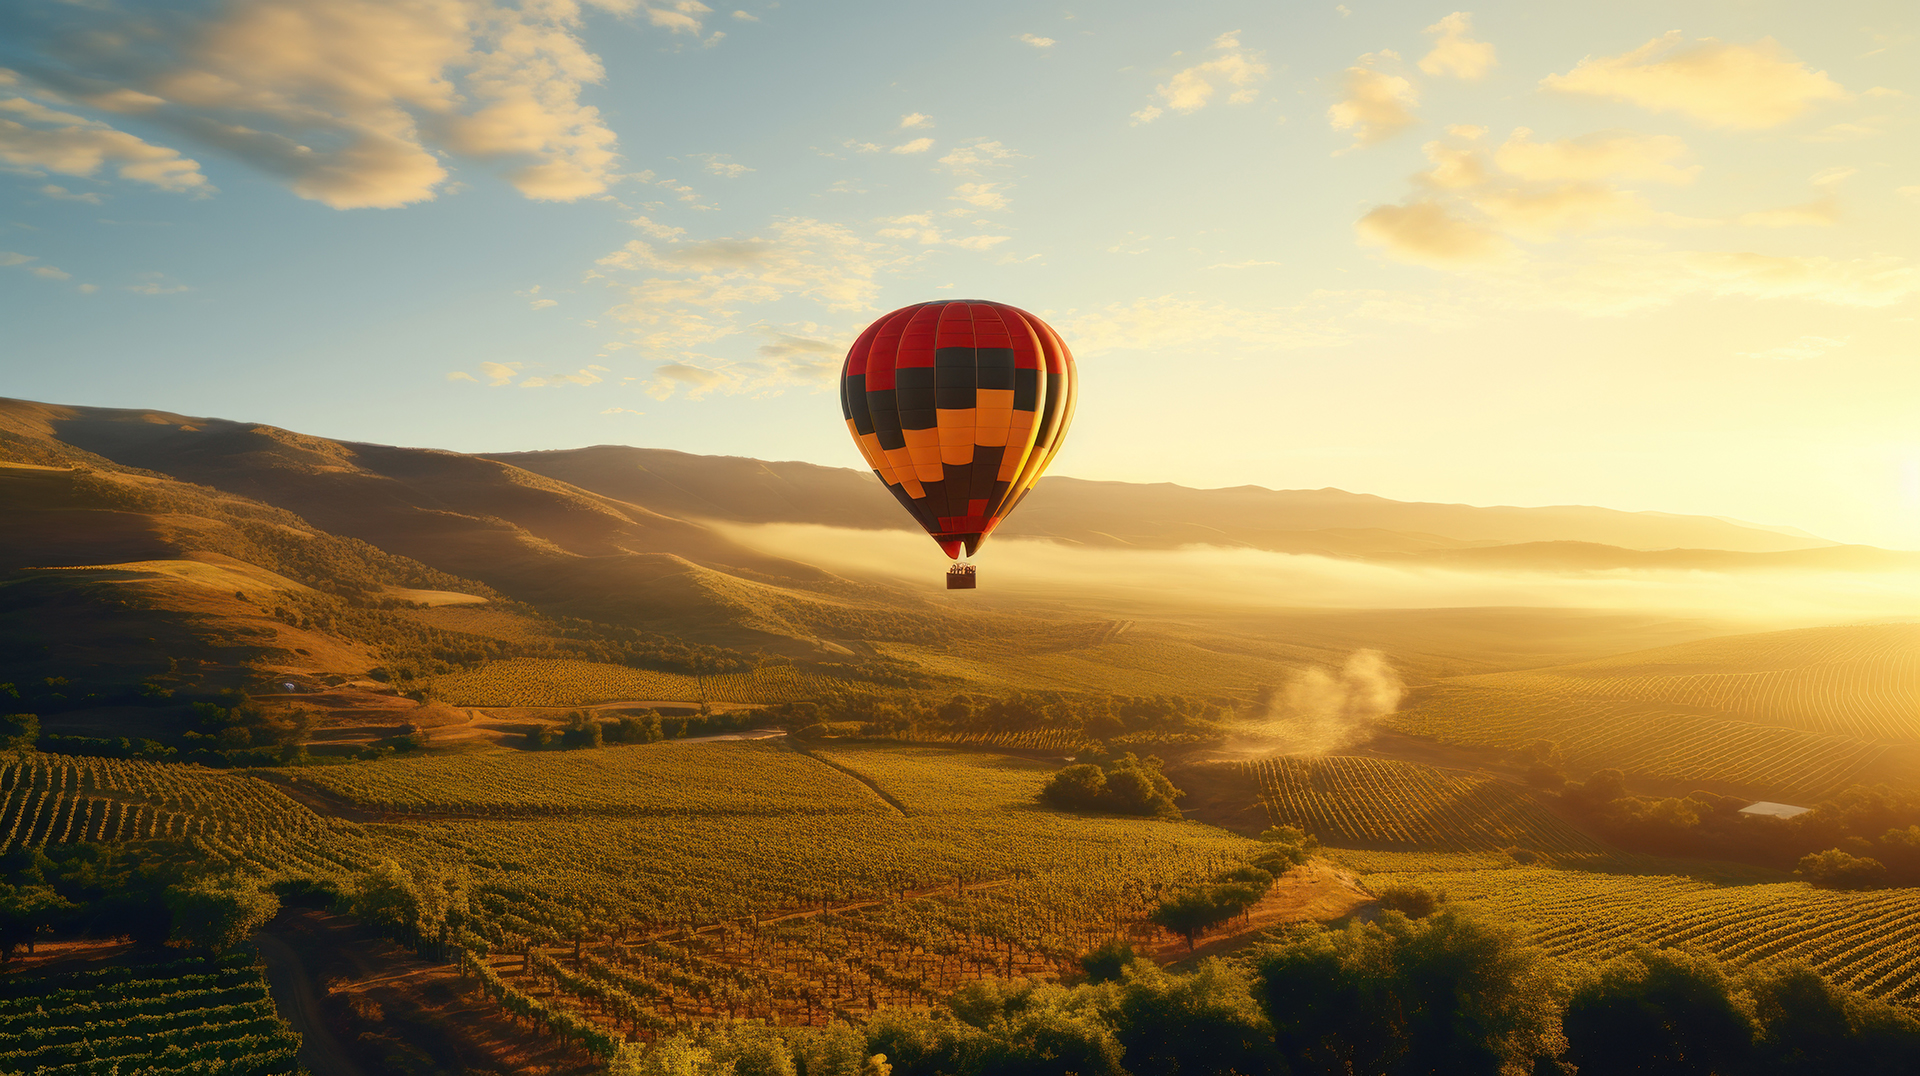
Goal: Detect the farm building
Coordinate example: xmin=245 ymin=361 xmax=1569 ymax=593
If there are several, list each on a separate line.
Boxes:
xmin=1738 ymin=801 xmax=1811 ymax=819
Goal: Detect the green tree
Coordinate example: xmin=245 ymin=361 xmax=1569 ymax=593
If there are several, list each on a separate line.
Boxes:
xmin=1114 ymin=959 xmax=1275 ymax=1075
xmin=1795 ymin=848 xmax=1888 ymax=889
xmin=164 ymin=877 xmax=279 ymax=953
xmin=0 ymin=883 xmax=69 ymax=959
xmin=1563 ymin=947 xmax=1755 ymax=1076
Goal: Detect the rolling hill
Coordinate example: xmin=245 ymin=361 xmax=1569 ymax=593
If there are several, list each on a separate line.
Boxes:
xmin=1389 ymin=623 xmax=1920 ymax=799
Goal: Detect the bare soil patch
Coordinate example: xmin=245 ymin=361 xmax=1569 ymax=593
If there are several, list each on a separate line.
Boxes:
xmin=260 ymin=908 xmax=599 ymax=1076
xmin=1144 ymin=861 xmax=1376 ymax=966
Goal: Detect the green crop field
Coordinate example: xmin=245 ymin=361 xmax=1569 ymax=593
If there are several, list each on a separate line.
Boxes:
xmin=1350 ymin=860 xmax=1920 ymax=1006
xmin=1245 ymin=755 xmax=1612 ymax=861
xmin=0 ymin=953 xmax=302 ymax=1075
xmin=430 ymin=658 xmax=832 ymax=706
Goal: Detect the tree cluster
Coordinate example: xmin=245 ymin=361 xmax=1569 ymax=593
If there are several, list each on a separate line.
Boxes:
xmin=1040 ymin=753 xmax=1182 ymax=819
xmin=1559 ymin=770 xmax=1920 ymax=887
xmin=0 ymin=842 xmax=276 ymax=960
xmin=1148 ymin=828 xmax=1318 ymax=949
xmin=614 ymin=910 xmax=1920 ymax=1075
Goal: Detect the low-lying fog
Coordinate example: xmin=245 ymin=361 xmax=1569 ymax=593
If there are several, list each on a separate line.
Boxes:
xmin=715 ymin=521 xmax=1920 ymax=627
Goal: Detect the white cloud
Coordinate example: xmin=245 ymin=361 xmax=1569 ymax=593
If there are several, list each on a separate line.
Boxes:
xmin=730 ymin=10 xmax=758 ymax=22
xmin=0 ymin=98 xmax=209 ymax=193
xmin=1419 ymin=12 xmax=1496 ymax=80
xmin=628 ymin=215 xmax=687 ymax=240
xmin=127 ymin=280 xmax=188 ymax=294
xmin=602 ymin=406 xmax=647 ymax=414
xmin=891 ymin=137 xmax=933 ymax=154
xmin=640 ymin=1 xmax=714 ymax=35
xmin=39 ymin=184 xmax=102 ymax=203
xmin=898 ymin=113 xmax=933 ymax=130
xmin=1898 ymin=185 xmax=1920 ymax=201
xmin=1356 ymin=199 xmax=1511 ymax=266
xmin=447 ymin=370 xmax=478 ymax=381
xmin=480 ymin=361 xmax=522 ymax=385
xmin=530 ymin=297 xmax=558 ymax=309
xmin=937 ymin=139 xmax=1019 ymax=174
xmin=7 ymin=0 xmax=646 ymax=208
xmin=1015 ymin=33 xmax=1055 ymax=49
xmin=947 ymin=234 xmax=1009 ymax=250
xmin=695 ymin=153 xmax=752 ymax=177
xmin=1135 ymin=31 xmax=1269 ymax=121
xmin=1328 ymin=55 xmax=1418 ymax=147
xmin=594 ymin=217 xmax=888 ymax=352
xmin=1493 ymin=128 xmax=1698 ymax=184
xmin=1542 ymin=33 xmax=1847 ymax=128
xmin=951 ymin=182 xmax=1009 ymax=211
xmin=1739 ymin=335 xmax=1846 ymax=361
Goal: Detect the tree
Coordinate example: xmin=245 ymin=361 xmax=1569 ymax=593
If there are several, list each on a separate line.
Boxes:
xmin=1150 ymin=890 xmax=1231 ymax=951
xmin=165 ymin=877 xmax=278 ymax=953
xmin=1795 ymin=848 xmax=1887 ymax=890
xmin=1079 ymin=937 xmax=1136 ymax=983
xmin=1257 ymin=910 xmax=1562 ymax=1076
xmin=1114 ymin=959 xmax=1275 ymax=1075
xmin=1747 ymin=963 xmax=1920 ymax=1076
xmin=353 ymin=859 xmax=423 ymax=944
xmin=1562 ymin=947 xmax=1755 ymax=1076
xmin=0 ymin=884 xmax=69 ymax=959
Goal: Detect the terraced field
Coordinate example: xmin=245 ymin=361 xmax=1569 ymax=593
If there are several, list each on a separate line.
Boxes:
xmin=1246 ymin=755 xmax=1611 ymax=860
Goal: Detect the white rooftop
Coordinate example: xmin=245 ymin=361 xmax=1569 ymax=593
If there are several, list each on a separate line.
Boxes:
xmin=1739 ymin=801 xmax=1811 ymax=819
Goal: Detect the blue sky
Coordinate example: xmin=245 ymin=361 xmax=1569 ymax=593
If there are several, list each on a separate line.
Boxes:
xmin=2 ymin=0 xmax=1917 ymax=547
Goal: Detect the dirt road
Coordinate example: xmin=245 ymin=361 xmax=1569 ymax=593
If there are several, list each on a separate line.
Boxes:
xmin=254 ymin=930 xmax=367 ymax=1076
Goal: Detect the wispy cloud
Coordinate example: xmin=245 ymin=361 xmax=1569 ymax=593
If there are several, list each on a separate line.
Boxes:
xmin=1419 ymin=13 xmax=1496 ymax=80
xmin=1542 ymin=33 xmax=1847 ymax=128
xmin=0 ymin=96 xmax=208 ymax=194
xmin=1015 ymin=33 xmax=1055 ymax=50
xmin=3 ymin=0 xmax=654 ymax=208
xmin=1132 ymin=31 xmax=1269 ymax=123
xmin=1328 ymin=53 xmax=1419 ymax=148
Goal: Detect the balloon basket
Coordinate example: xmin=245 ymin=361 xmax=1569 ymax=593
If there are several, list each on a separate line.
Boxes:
xmin=946 ymin=565 xmax=977 ymax=590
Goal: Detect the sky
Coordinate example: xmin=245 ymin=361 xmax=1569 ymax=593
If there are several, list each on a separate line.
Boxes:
xmin=2 ymin=0 xmax=1917 ymax=548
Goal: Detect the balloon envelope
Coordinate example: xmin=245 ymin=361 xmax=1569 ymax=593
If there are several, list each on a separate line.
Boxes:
xmin=840 ymin=300 xmax=1077 ymax=559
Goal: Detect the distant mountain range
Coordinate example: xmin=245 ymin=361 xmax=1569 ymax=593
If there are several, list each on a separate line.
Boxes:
xmin=3 ymin=395 xmax=1913 ymax=716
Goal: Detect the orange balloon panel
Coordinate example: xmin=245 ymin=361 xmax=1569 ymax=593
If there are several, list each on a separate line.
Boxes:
xmin=840 ymin=300 xmax=1076 ymax=559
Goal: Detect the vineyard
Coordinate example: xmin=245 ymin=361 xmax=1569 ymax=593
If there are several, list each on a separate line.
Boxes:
xmin=0 ymin=953 xmax=302 ymax=1074
xmin=1244 ymin=755 xmax=1611 ymax=860
xmin=1452 ymin=623 xmax=1920 ymax=742
xmin=282 ymin=740 xmax=898 ymax=818
xmin=1354 ymin=863 xmax=1920 ymax=1006
xmin=430 ymin=658 xmax=833 ymax=706
xmin=1389 ymin=685 xmax=1894 ymax=797
xmin=0 ymin=754 xmax=369 ymax=881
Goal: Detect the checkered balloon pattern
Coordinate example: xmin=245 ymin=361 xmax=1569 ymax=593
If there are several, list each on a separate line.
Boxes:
xmin=840 ymin=300 xmax=1077 ymax=559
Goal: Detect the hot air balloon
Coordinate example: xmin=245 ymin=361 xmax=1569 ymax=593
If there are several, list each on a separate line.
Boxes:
xmin=839 ymin=300 xmax=1077 ymax=588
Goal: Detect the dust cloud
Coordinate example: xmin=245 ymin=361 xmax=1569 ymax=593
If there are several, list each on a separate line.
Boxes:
xmin=1224 ymin=650 xmax=1407 ymax=758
